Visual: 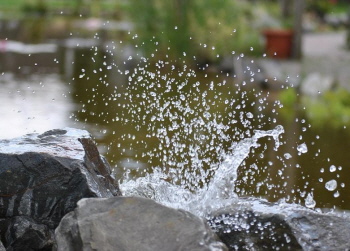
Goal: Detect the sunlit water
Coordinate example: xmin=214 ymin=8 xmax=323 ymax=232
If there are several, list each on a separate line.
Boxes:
xmin=1 ymin=18 xmax=350 ymax=215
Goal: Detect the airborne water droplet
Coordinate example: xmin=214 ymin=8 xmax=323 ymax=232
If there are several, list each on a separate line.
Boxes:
xmin=246 ymin=112 xmax=253 ymax=119
xmin=297 ymin=143 xmax=308 ymax=154
xmin=284 ymin=153 xmax=292 ymax=159
xmin=329 ymin=165 xmax=336 ymax=172
xmin=325 ymin=179 xmax=337 ymax=191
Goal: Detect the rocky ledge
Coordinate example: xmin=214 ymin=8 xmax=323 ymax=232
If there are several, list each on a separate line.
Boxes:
xmin=1 ymin=128 xmax=350 ymax=251
xmin=0 ymin=128 xmax=121 ymax=250
xmin=208 ymin=197 xmax=350 ymax=250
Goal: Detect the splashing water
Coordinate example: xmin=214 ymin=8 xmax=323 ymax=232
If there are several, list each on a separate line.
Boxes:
xmin=122 ymin=125 xmax=284 ymax=216
xmin=60 ymin=30 xmax=347 ymax=214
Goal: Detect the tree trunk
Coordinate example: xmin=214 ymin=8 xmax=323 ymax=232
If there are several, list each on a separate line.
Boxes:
xmin=280 ymin=0 xmax=292 ymax=17
xmin=347 ymin=7 xmax=350 ymax=50
xmin=292 ymin=0 xmax=305 ymax=59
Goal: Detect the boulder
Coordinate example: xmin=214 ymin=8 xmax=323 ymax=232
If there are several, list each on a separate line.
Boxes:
xmin=54 ymin=196 xmax=228 ymax=251
xmin=0 ymin=240 xmax=5 ymax=251
xmin=0 ymin=128 xmax=121 ymax=250
xmin=207 ymin=197 xmax=350 ymax=251
xmin=3 ymin=216 xmax=54 ymax=251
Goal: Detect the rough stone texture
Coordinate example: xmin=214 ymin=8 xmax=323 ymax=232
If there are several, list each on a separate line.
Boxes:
xmin=54 ymin=196 xmax=228 ymax=251
xmin=3 ymin=216 xmax=54 ymax=251
xmin=0 ymin=128 xmax=121 ymax=250
xmin=0 ymin=240 xmax=5 ymax=251
xmin=208 ymin=198 xmax=350 ymax=251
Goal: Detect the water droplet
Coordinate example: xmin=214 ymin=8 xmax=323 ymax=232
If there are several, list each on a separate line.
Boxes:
xmin=297 ymin=143 xmax=308 ymax=154
xmin=329 ymin=165 xmax=336 ymax=172
xmin=325 ymin=179 xmax=337 ymax=191
xmin=305 ymin=192 xmax=316 ymax=209
xmin=284 ymin=153 xmax=292 ymax=159
xmin=333 ymin=191 xmax=340 ymax=198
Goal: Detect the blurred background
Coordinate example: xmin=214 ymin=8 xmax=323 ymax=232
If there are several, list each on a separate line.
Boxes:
xmin=1 ymin=0 xmax=350 ymax=210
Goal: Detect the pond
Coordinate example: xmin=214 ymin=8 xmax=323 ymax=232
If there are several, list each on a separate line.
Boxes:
xmin=0 ymin=18 xmax=350 ymax=213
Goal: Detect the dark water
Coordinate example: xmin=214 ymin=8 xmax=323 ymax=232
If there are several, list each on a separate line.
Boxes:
xmin=1 ymin=18 xmax=350 ymax=211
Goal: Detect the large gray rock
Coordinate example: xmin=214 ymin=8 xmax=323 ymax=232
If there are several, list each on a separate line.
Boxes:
xmin=3 ymin=216 xmax=54 ymax=251
xmin=55 ymin=196 xmax=227 ymax=251
xmin=0 ymin=128 xmax=121 ymax=250
xmin=0 ymin=240 xmax=5 ymax=251
xmin=208 ymin=198 xmax=350 ymax=251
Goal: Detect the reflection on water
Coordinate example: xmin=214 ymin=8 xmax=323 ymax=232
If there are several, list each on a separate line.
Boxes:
xmin=0 ymin=74 xmax=77 ymax=138
xmin=0 ymin=17 xmax=350 ymax=211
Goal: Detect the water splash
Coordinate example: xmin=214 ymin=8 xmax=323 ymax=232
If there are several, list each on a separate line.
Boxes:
xmin=305 ymin=192 xmax=316 ymax=209
xmin=61 ymin=33 xmax=345 ymax=213
xmin=121 ymin=125 xmax=285 ymax=216
xmin=203 ymin=126 xmax=284 ymax=200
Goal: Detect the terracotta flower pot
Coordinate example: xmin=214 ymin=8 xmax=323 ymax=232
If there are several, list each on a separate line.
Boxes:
xmin=263 ymin=29 xmax=294 ymax=59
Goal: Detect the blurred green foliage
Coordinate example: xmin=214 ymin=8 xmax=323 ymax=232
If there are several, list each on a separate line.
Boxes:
xmin=0 ymin=0 xmax=280 ymax=62
xmin=306 ymin=0 xmax=334 ymax=17
xmin=0 ymin=0 xmax=122 ymax=18
xmin=22 ymin=0 xmax=48 ymax=16
xmin=125 ymin=0 xmax=263 ymax=62
xmin=304 ymin=89 xmax=350 ymax=127
xmin=279 ymin=87 xmax=350 ymax=128
xmin=278 ymin=88 xmax=299 ymax=120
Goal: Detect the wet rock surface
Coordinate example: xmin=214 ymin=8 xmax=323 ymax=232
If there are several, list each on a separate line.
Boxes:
xmin=208 ymin=198 xmax=350 ymax=251
xmin=3 ymin=216 xmax=54 ymax=251
xmin=0 ymin=128 xmax=121 ymax=250
xmin=0 ymin=240 xmax=5 ymax=251
xmin=54 ymin=196 xmax=228 ymax=251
